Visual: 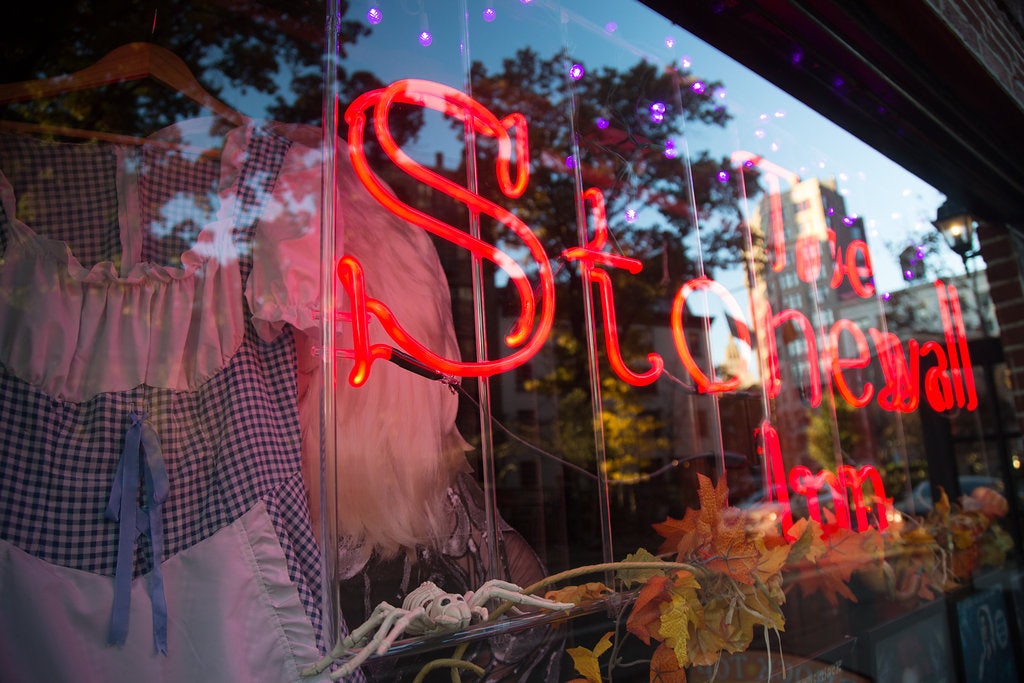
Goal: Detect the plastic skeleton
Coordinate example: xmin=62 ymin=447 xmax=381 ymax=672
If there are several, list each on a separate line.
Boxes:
xmin=302 ymin=579 xmax=574 ymax=680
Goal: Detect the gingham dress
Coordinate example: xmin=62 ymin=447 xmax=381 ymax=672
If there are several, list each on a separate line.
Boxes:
xmin=0 ymin=123 xmax=338 ymax=680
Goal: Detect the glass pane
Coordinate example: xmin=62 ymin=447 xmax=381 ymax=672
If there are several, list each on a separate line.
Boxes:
xmin=5 ymin=2 xmax=1019 ymax=682
xmin=0 ymin=2 xmax=336 ymax=679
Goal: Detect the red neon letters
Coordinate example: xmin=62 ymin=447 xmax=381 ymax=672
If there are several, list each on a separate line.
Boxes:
xmin=338 ymin=79 xmax=977 ymax=538
xmin=342 ymin=79 xmax=555 ymax=386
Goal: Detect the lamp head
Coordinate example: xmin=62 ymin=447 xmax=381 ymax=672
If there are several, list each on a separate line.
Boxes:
xmin=932 ymin=199 xmax=976 ymax=258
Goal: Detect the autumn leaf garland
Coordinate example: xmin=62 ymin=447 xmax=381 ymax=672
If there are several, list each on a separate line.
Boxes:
xmin=559 ymin=473 xmax=1013 ymax=682
xmin=407 ymin=476 xmax=1011 ymax=683
xmin=561 ymin=474 xmax=805 ymax=681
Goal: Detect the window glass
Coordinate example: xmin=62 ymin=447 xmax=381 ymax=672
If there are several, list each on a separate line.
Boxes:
xmin=2 ymin=1 xmax=1018 ymax=682
xmin=327 ymin=0 xmax=1014 ymax=680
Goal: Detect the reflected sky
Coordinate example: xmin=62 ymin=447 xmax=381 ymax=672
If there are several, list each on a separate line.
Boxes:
xmin=341 ymin=0 xmax=952 ymax=296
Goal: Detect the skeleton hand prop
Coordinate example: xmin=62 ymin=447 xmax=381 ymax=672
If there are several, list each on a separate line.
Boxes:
xmin=301 ymin=579 xmax=573 ymax=680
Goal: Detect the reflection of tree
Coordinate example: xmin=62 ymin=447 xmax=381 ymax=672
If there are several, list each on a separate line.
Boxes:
xmin=2 ymin=1 xmax=421 ymax=147
xmin=519 ymin=334 xmax=669 ymax=472
xmin=458 ymin=49 xmax=749 ymax=481
xmin=879 ymin=409 xmax=927 ymax=501
xmin=804 ymin=400 xmax=863 ymax=471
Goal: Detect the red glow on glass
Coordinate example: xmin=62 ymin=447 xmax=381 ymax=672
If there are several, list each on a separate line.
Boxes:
xmin=337 ymin=256 xmax=395 ymax=387
xmin=795 ymin=233 xmax=821 ymax=283
xmin=828 ymin=232 xmax=876 ymax=298
xmin=732 ymin=152 xmax=800 ymax=273
xmin=563 ymin=188 xmax=664 ymax=385
xmin=335 ymin=77 xmax=977 ymax=549
xmin=790 ymin=466 xmax=850 ymax=529
xmin=772 ymin=307 xmax=821 ymax=406
xmin=920 ymin=339 xmax=954 ymax=410
xmin=671 ymin=277 xmax=751 ymax=393
xmin=758 ymin=419 xmax=890 ymax=538
xmin=839 ymin=465 xmax=889 ymax=531
xmin=769 ymin=184 xmax=785 ymax=272
xmin=829 ymin=319 xmax=873 ymax=408
xmin=343 ymin=79 xmax=555 ymax=382
xmin=870 ymin=329 xmax=920 ymax=412
xmin=845 ymin=240 xmax=875 ymax=297
xmin=756 ymin=420 xmax=794 ymax=538
xmin=946 ymin=282 xmax=978 ymax=410
xmin=339 ymin=80 xmax=977 ymax=421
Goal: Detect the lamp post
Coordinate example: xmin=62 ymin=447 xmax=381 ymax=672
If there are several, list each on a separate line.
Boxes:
xmin=932 ymin=199 xmax=992 ymax=336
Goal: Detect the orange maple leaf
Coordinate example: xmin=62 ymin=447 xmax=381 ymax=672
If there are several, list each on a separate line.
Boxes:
xmin=821 ymin=526 xmax=884 ymax=583
xmin=788 ymin=559 xmax=858 ymax=606
xmin=705 ymin=523 xmax=761 ymax=585
xmin=627 ymin=574 xmax=673 ymax=644
xmin=790 ymin=525 xmax=882 ymax=606
xmin=653 ymin=508 xmax=702 ymax=557
xmin=753 ymin=537 xmax=791 ymax=584
xmin=650 ymin=642 xmax=688 ymax=682
xmin=696 ymin=473 xmax=729 ymax=527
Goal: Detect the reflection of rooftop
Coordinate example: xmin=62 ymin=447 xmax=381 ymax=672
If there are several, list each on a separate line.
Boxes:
xmin=839 ymin=270 xmax=996 ymax=340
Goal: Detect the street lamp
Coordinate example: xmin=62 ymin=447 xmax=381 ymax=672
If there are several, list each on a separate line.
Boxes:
xmin=932 ymin=199 xmax=991 ymax=335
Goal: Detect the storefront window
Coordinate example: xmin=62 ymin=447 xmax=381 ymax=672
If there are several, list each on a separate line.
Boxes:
xmin=323 ymin=1 xmax=1020 ymax=680
xmin=1 ymin=1 xmax=1020 ymax=682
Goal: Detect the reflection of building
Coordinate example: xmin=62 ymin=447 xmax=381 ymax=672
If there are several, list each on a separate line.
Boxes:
xmin=840 ymin=271 xmax=996 ymax=341
xmin=748 ymin=177 xmax=866 ymax=464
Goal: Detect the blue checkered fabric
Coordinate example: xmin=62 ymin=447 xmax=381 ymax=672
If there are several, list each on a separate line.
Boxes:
xmin=139 ymin=146 xmax=221 ymax=268
xmin=0 ymin=127 xmax=335 ymax=655
xmin=0 ymin=135 xmax=121 ymax=267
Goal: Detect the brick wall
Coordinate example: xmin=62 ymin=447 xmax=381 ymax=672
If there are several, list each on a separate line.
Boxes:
xmin=926 ymin=0 xmax=1024 ymax=110
xmin=979 ymin=225 xmax=1024 ymax=431
xmin=926 ymin=0 xmax=1024 ymax=430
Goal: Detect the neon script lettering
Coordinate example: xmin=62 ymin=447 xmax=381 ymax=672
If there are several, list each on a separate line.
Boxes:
xmin=342 ymin=79 xmax=554 ymax=386
xmin=340 ymin=79 xmax=976 ymax=537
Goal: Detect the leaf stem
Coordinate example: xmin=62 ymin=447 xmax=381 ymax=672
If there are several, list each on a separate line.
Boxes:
xmin=409 ymin=658 xmax=484 ymax=683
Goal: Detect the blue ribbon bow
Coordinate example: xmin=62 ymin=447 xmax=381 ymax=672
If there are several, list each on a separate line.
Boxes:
xmin=105 ymin=410 xmax=170 ymax=654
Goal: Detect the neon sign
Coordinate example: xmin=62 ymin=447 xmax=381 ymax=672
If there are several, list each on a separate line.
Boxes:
xmin=343 ymin=79 xmax=554 ymax=385
xmin=340 ymin=78 xmax=978 ymax=537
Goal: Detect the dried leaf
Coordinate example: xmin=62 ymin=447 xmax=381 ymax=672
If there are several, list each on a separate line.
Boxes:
xmin=650 ymin=642 xmax=688 ymax=682
xmin=546 ymin=582 xmax=613 ymax=605
xmin=741 ymin=582 xmax=786 ymax=632
xmin=705 ymin=524 xmax=761 ymax=585
xmin=933 ymin=487 xmax=951 ymax=521
xmin=619 ymin=548 xmax=665 ymax=588
xmin=659 ymin=572 xmax=704 ymax=667
xmin=689 ymin=624 xmax=728 ymax=666
xmin=787 ymin=518 xmax=826 ymax=564
xmin=753 ymin=538 xmax=791 ymax=584
xmin=567 ymin=631 xmax=613 ymax=683
xmin=654 ymin=475 xmax=728 ymax=560
xmin=696 ymin=473 xmax=730 ymax=528
xmin=822 ymin=527 xmax=884 ymax=583
xmin=697 ymin=596 xmax=745 ymax=660
xmin=789 ymin=560 xmax=858 ymax=607
xmin=653 ymin=508 xmax=702 ymax=557
xmin=627 ymin=574 xmax=673 ymax=644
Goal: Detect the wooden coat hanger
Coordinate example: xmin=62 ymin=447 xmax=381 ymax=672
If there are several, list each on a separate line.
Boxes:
xmin=0 ymin=42 xmax=246 ymax=152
